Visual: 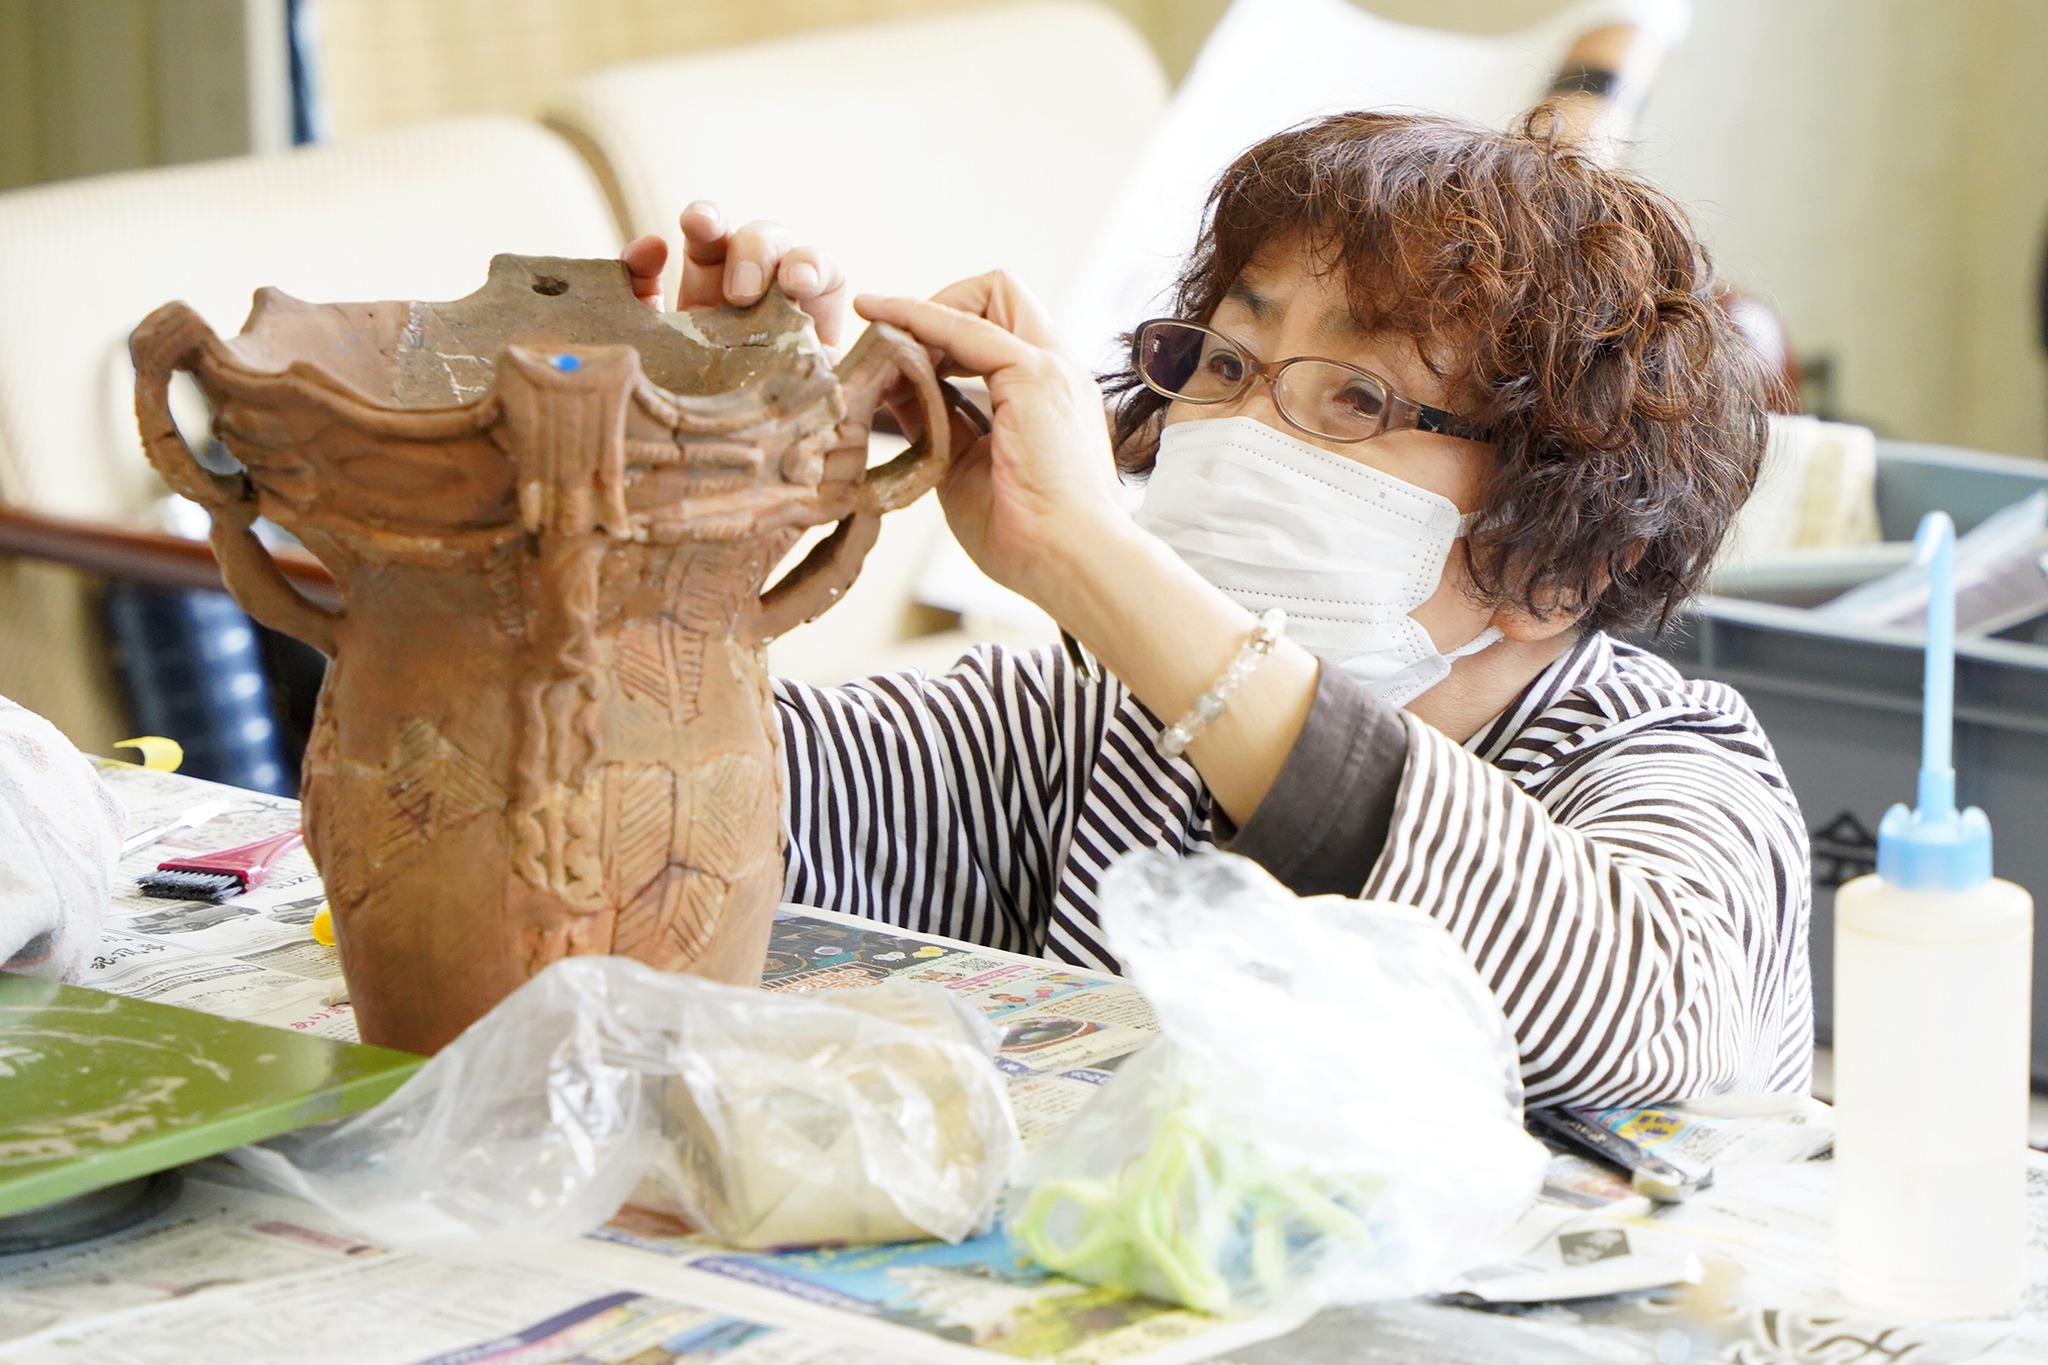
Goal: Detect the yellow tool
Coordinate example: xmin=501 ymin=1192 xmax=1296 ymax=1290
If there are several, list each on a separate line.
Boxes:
xmin=112 ymin=736 xmax=184 ymax=772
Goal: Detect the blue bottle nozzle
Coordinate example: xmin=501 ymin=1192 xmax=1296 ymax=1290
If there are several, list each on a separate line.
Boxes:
xmin=1874 ymin=511 xmax=1993 ymax=890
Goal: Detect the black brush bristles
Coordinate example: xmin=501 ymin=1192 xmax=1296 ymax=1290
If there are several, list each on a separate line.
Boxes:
xmin=135 ymin=868 xmax=244 ymax=902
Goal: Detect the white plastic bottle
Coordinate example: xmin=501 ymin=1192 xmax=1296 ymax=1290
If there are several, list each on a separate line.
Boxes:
xmin=1833 ymin=511 xmax=2035 ymax=1320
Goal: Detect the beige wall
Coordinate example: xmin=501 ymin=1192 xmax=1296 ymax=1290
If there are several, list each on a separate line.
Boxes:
xmin=1624 ymin=0 xmax=2048 ymax=460
xmin=0 ymin=3 xmax=34 ymax=187
xmin=310 ymin=0 xmax=974 ymax=135
xmin=0 ymin=0 xmax=159 ymax=187
xmin=0 ymin=0 xmax=289 ymax=190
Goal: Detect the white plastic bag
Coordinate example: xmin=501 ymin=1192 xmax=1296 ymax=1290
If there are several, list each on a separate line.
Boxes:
xmin=1004 ymin=851 xmax=1546 ymax=1314
xmin=234 ymin=957 xmax=1018 ymax=1258
xmin=638 ymin=976 xmax=1017 ymax=1249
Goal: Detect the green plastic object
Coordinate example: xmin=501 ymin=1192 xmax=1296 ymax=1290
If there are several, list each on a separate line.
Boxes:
xmin=0 ymin=972 xmax=421 ymax=1217
xmin=1010 ymin=1102 xmax=1383 ymax=1314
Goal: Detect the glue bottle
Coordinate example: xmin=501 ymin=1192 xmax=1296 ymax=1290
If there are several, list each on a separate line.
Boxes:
xmin=1833 ymin=511 xmax=2034 ymax=1320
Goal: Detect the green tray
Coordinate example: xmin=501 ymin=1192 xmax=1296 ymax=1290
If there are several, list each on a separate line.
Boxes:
xmin=0 ymin=972 xmax=421 ymax=1217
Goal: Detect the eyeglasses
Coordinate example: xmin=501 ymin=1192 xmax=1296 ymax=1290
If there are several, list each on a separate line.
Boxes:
xmin=1131 ymin=318 xmax=1482 ymax=444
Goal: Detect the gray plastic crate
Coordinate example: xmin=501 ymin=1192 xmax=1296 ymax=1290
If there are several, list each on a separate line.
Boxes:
xmin=1653 ymin=441 xmax=2048 ymax=1080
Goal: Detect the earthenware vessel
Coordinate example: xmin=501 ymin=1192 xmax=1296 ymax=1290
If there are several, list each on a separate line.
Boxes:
xmin=132 ymin=255 xmax=953 ymax=1053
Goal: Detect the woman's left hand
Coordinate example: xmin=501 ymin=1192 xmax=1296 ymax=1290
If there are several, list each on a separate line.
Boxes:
xmin=623 ymin=201 xmax=851 ymax=349
xmin=854 ymin=273 xmax=1130 ymax=614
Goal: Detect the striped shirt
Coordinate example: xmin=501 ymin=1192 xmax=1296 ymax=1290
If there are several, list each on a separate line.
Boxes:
xmin=776 ymin=630 xmax=1813 ymax=1107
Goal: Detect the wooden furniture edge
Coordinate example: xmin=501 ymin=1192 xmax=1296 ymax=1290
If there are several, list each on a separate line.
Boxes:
xmin=0 ymin=504 xmax=340 ymax=611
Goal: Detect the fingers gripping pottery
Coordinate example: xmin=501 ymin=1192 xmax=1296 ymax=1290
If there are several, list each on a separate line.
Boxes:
xmin=131 ymin=256 xmax=954 ymax=1053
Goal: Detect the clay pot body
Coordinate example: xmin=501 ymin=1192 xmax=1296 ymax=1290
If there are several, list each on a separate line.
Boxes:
xmin=133 ymin=256 xmax=952 ymax=1053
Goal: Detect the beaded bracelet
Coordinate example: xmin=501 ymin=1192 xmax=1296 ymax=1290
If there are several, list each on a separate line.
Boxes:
xmin=1156 ymin=608 xmax=1287 ymax=759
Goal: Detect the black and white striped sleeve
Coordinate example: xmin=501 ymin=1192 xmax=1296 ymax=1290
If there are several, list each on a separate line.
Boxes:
xmin=774 ymin=645 xmax=1094 ymax=956
xmin=1367 ymin=711 xmax=1812 ymax=1108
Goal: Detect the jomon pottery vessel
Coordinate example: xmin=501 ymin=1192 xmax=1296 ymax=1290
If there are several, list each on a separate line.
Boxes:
xmin=132 ymin=255 xmax=955 ymax=1053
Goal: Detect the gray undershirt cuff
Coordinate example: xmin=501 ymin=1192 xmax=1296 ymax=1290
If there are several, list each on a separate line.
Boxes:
xmin=1222 ymin=663 xmax=1410 ymax=897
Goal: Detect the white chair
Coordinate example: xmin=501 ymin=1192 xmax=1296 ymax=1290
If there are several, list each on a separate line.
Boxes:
xmin=1057 ymin=0 xmax=1694 ymax=368
xmin=544 ymin=2 xmax=1172 ymax=680
xmin=0 ymin=117 xmax=620 ymax=747
xmin=543 ymin=2 xmax=1171 ymax=312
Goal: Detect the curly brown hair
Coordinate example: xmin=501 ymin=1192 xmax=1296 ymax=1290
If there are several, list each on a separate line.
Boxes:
xmin=1104 ymin=108 xmax=1772 ymax=636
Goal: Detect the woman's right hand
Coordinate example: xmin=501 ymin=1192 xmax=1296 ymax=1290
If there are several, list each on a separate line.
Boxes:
xmin=858 ymin=272 xmax=1323 ymax=829
xmin=620 ymin=200 xmax=852 ymax=350
xmin=851 ymin=271 xmax=1131 ymax=614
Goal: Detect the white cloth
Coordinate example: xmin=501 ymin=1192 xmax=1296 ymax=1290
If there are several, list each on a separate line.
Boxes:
xmin=0 ymin=695 xmax=123 ymax=980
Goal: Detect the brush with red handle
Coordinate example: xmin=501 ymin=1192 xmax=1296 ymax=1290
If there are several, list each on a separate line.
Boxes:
xmin=136 ymin=828 xmax=305 ymax=903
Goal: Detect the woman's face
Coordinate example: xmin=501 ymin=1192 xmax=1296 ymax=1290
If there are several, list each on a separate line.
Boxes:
xmin=1158 ymin=243 xmax=1504 ymax=649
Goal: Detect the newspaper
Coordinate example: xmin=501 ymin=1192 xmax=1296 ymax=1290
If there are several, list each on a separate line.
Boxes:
xmin=1219 ymin=1291 xmax=2048 ymax=1365
xmin=0 ymin=1173 xmax=384 ymax=1343
xmin=84 ymin=761 xmax=355 ymax=1039
xmin=568 ymin=1221 xmax=1301 ymax=1365
xmin=52 ymin=764 xmax=2048 ymax=1363
xmin=1423 ymin=1098 xmax=1838 ymax=1309
xmin=761 ymin=909 xmax=1158 ymax=1151
xmin=1215 ymin=1159 xmax=2048 ymax=1364
xmin=1450 ymin=1207 xmax=1703 ymax=1307
xmin=0 ymin=1171 xmax=891 ymax=1364
xmin=1580 ymin=1100 xmax=1835 ymax=1168
xmin=0 ymin=1254 xmax=865 ymax=1365
xmin=50 ymin=768 xmax=1291 ymax=1364
xmin=84 ymin=765 xmax=1164 ymax=1144
xmin=1440 ymin=1157 xmax=1680 ymax=1306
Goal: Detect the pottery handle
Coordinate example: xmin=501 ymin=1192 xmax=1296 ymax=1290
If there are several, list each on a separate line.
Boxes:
xmin=836 ymin=320 xmax=960 ymax=515
xmin=131 ymin=302 xmax=344 ymax=656
xmin=751 ymin=322 xmax=962 ymax=641
xmin=132 ymin=303 xmax=249 ymax=510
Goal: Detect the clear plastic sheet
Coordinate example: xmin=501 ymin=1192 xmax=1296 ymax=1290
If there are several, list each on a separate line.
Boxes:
xmin=1005 ymin=851 xmax=1547 ymax=1314
xmin=233 ymin=957 xmax=1019 ymax=1258
xmin=1817 ymin=489 xmax=2048 ymax=633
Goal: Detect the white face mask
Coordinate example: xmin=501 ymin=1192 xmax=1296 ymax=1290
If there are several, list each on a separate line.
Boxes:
xmin=1134 ymin=416 xmax=1501 ymax=706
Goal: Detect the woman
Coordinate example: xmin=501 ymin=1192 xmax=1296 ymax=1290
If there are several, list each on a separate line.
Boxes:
xmin=624 ymin=110 xmax=1811 ymax=1109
